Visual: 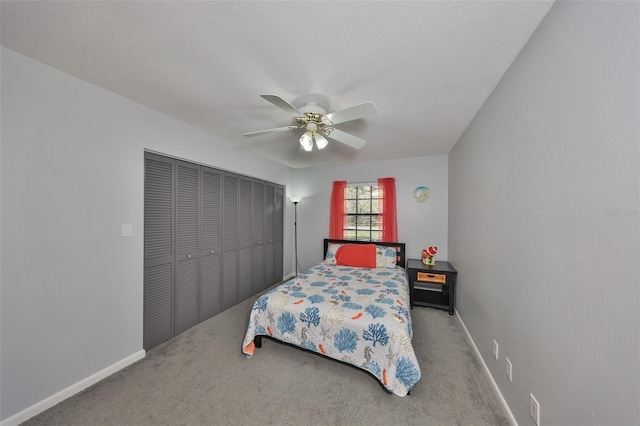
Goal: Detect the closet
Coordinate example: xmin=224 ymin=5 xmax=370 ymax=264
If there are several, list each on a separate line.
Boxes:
xmin=143 ymin=152 xmax=284 ymax=350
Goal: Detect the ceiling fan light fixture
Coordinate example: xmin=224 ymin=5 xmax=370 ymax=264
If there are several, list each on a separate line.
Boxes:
xmin=299 ymin=131 xmax=313 ymax=152
xmin=314 ymin=132 xmax=328 ymax=150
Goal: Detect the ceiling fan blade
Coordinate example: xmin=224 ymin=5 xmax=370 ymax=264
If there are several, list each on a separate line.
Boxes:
xmin=324 ymin=128 xmax=367 ymax=149
xmin=260 ymin=94 xmax=303 ymax=116
xmin=325 ymin=101 xmax=377 ymax=125
xmin=244 ymin=126 xmax=298 ymax=137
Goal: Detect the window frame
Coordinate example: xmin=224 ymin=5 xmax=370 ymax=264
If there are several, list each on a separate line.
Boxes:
xmin=343 ymin=183 xmax=382 ymax=242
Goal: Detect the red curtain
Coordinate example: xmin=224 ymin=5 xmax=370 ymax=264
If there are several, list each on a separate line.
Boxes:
xmin=329 ymin=180 xmax=347 ymax=239
xmin=378 ymin=177 xmax=398 ymax=242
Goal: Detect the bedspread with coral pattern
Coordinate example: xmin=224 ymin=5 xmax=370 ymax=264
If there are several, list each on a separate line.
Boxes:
xmin=242 ymin=261 xmax=421 ymax=396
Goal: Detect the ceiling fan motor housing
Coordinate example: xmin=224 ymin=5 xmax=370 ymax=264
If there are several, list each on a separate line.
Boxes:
xmin=296 ymin=103 xmax=331 ymax=129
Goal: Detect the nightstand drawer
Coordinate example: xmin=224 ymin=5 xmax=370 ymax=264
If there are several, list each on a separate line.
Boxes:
xmin=414 ymin=282 xmax=444 ymax=293
xmin=416 ymin=272 xmax=446 ymax=284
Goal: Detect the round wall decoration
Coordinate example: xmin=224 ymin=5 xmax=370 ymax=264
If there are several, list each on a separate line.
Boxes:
xmin=413 ymin=186 xmax=432 ymax=203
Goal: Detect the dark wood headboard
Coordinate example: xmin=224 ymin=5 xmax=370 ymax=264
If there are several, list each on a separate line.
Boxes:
xmin=323 ymin=239 xmax=407 ymax=269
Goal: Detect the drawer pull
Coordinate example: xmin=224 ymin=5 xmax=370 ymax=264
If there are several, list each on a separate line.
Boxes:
xmin=417 ymin=272 xmax=446 ymax=284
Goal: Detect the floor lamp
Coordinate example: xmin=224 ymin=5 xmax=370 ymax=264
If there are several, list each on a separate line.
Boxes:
xmin=289 ymin=196 xmax=302 ymax=276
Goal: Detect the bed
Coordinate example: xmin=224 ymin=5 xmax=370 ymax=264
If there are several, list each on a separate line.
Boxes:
xmin=242 ymin=239 xmax=421 ymax=396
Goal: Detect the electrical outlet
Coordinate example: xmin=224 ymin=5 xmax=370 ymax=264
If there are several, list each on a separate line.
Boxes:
xmin=492 ymin=340 xmax=499 ymax=360
xmin=530 ymin=393 xmax=541 ymax=426
xmin=505 ymin=357 xmax=512 ymax=382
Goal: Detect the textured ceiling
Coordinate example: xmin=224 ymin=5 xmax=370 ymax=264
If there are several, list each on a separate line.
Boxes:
xmin=1 ymin=1 xmax=553 ymax=168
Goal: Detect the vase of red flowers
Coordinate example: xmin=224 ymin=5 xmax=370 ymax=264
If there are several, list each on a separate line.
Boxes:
xmin=422 ymin=246 xmax=437 ymax=266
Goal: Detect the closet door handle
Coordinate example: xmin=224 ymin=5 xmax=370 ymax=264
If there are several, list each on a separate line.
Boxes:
xmin=210 ymin=250 xmax=215 ymax=254
xmin=187 ymin=254 xmax=192 ymax=259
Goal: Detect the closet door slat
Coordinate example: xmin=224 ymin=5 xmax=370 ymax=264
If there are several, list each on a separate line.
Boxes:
xmin=239 ymin=178 xmax=253 ymax=300
xmin=221 ymin=173 xmax=239 ymax=308
xmin=200 ymin=168 xmax=222 ymax=321
xmin=144 ymin=153 xmax=175 ymax=350
xmin=175 ymin=161 xmax=200 ymax=334
xmin=264 ymin=184 xmax=275 ymax=288
xmin=274 ymin=185 xmax=284 ymax=282
xmin=252 ymin=181 xmax=265 ymax=293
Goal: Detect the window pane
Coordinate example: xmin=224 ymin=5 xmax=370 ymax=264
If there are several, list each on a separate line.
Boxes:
xmin=355 ymin=229 xmax=369 ymax=240
xmin=357 ymin=200 xmax=371 ymax=213
xmin=342 ymin=184 xmax=384 ymax=242
xmin=354 ymin=215 xmax=368 ymax=227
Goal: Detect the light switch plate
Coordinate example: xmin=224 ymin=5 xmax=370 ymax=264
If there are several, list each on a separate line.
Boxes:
xmin=122 ymin=223 xmax=133 ymax=237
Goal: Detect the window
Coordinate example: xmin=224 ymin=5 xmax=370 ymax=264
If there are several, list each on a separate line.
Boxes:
xmin=330 ymin=178 xmax=397 ymax=242
xmin=344 ymin=184 xmax=382 ymax=241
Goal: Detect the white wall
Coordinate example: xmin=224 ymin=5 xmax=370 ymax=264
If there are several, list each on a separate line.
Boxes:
xmin=292 ymin=155 xmax=448 ymax=270
xmin=449 ymin=2 xmax=639 ymax=425
xmin=0 ymin=43 xmax=3 ymax=423
xmin=0 ymin=47 xmax=294 ymax=421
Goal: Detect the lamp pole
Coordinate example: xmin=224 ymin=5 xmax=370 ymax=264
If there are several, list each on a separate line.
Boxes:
xmin=293 ymin=201 xmax=298 ymax=276
xmin=289 ymin=196 xmax=302 ymax=277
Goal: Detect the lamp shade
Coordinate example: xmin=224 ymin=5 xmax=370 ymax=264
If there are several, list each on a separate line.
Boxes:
xmin=299 ymin=132 xmax=313 ymax=151
xmin=289 ymin=196 xmax=302 ymax=203
xmin=314 ymin=133 xmax=328 ymax=150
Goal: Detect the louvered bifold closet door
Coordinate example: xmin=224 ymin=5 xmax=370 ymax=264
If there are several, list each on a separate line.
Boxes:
xmin=175 ymin=160 xmax=200 ymax=335
xmin=251 ymin=180 xmax=266 ymax=294
xmin=264 ymin=184 xmax=276 ymax=289
xmin=238 ymin=177 xmax=253 ymax=301
xmin=221 ymin=173 xmax=239 ymax=310
xmin=273 ymin=185 xmax=284 ymax=283
xmin=200 ymin=167 xmax=222 ymax=322
xmin=144 ymin=153 xmax=175 ymax=350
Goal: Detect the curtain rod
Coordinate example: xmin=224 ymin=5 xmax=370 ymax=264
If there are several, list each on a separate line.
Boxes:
xmin=345 ymin=178 xmax=397 ymax=186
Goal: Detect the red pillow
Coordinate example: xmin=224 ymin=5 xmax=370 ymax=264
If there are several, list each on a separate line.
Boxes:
xmin=335 ymin=244 xmax=377 ymax=268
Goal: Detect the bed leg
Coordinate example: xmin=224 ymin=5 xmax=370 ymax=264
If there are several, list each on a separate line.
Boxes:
xmin=254 ymin=335 xmax=262 ymax=349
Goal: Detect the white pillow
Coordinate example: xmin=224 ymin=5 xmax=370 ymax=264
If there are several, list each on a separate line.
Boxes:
xmin=324 ymin=243 xmax=343 ymax=263
xmin=376 ymin=246 xmax=397 ymax=268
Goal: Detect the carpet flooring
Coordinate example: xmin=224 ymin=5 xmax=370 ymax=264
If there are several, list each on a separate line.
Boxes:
xmin=23 ymin=294 xmax=510 ymax=426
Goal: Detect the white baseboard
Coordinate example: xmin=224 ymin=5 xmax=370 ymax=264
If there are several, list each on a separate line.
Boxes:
xmin=0 ymin=350 xmax=145 ymax=426
xmin=456 ymin=310 xmax=518 ymax=426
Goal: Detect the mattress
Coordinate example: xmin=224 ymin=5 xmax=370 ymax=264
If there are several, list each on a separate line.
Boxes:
xmin=242 ymin=260 xmax=421 ymax=396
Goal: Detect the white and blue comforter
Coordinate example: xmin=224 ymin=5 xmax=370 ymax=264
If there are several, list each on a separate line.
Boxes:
xmin=242 ymin=261 xmax=421 ymax=396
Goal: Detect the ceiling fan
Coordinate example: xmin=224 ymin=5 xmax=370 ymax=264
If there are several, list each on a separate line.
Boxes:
xmin=244 ymin=95 xmax=377 ymax=151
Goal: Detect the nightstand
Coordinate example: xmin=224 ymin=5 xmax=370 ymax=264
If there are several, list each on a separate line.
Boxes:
xmin=407 ymin=259 xmax=457 ymax=315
